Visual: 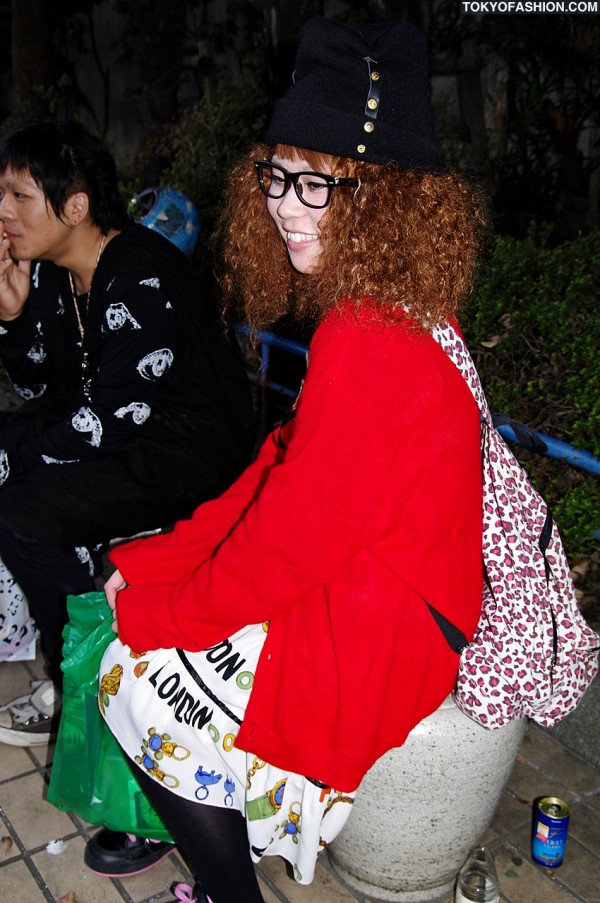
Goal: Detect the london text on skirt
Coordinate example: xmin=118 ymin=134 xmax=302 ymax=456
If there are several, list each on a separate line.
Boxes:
xmin=99 ymin=622 xmax=355 ymax=884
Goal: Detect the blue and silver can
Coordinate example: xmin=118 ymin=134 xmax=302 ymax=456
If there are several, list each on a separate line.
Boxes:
xmin=531 ymin=797 xmax=570 ymax=868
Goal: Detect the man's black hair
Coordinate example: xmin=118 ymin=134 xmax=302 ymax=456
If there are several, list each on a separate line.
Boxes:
xmin=0 ymin=118 xmax=131 ymax=232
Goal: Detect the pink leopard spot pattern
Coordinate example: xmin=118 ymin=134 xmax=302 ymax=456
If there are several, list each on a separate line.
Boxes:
xmin=432 ymin=322 xmax=600 ymax=729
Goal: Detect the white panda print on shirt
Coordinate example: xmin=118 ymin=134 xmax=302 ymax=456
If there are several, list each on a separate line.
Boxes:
xmin=26 ymin=322 xmax=46 ymax=364
xmin=104 ymin=302 xmax=142 ymax=332
xmin=0 ymin=450 xmax=9 ymax=485
xmin=71 ymin=407 xmax=103 ymax=447
xmin=12 ymin=384 xmax=47 ymax=400
xmin=114 ymin=402 xmax=151 ymax=425
xmin=140 ymin=277 xmax=161 ymax=289
xmin=137 ymin=349 xmax=174 ymax=381
xmin=75 ymin=545 xmax=96 ymax=578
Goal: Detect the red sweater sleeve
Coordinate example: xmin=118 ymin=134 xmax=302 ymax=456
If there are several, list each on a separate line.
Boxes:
xmin=109 ymin=429 xmax=281 ymax=584
xmin=114 ymin=323 xmax=386 ymax=652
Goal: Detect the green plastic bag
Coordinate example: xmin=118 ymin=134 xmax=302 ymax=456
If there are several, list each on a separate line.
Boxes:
xmin=47 ymin=591 xmax=173 ymax=841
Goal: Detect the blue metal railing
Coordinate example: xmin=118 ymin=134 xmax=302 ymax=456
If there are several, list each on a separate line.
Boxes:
xmin=235 ymin=324 xmax=600 ymax=486
xmin=235 ymin=324 xmax=309 ymax=437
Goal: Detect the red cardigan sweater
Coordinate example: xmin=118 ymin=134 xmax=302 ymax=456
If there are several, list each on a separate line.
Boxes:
xmin=111 ymin=306 xmax=483 ymax=791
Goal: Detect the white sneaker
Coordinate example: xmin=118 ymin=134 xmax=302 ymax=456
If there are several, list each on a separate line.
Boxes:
xmin=0 ymin=680 xmax=61 ymax=746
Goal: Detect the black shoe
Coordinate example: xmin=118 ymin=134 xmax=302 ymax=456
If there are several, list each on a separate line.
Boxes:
xmin=84 ymin=827 xmax=175 ymax=877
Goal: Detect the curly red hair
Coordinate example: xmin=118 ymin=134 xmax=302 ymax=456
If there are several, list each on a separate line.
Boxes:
xmin=219 ymin=143 xmax=487 ymax=332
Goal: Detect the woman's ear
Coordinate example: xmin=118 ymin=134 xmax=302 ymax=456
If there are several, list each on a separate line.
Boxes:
xmin=63 ymin=191 xmax=90 ymax=227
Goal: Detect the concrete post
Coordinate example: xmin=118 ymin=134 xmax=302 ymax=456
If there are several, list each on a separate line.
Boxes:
xmin=328 ymin=696 xmax=526 ymax=902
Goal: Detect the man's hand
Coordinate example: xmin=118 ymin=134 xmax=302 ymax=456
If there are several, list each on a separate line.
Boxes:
xmin=0 ymin=235 xmax=31 ymax=321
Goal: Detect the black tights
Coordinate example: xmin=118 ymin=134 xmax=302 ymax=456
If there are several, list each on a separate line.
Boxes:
xmin=133 ymin=763 xmax=265 ymax=903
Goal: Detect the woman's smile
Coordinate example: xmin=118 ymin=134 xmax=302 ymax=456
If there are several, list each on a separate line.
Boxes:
xmin=266 ymin=155 xmax=327 ymax=274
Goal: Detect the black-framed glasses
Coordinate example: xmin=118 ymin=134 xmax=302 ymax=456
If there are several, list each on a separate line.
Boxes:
xmin=254 ymin=160 xmax=359 ymax=209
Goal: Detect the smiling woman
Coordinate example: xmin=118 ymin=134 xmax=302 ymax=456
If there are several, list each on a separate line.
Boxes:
xmin=263 ymin=154 xmax=329 ymax=274
xmin=91 ymin=16 xmax=488 ymax=903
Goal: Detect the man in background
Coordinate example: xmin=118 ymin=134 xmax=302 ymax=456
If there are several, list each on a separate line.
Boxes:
xmin=0 ymin=117 xmax=255 ymax=745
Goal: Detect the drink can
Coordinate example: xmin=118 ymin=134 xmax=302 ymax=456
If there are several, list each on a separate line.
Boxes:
xmin=531 ymin=797 xmax=570 ymax=867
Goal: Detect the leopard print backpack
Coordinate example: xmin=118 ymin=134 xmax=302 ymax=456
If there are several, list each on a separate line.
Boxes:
xmin=428 ymin=321 xmax=600 ymax=729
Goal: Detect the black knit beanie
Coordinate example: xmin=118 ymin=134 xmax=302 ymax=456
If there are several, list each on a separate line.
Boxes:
xmin=264 ymin=17 xmax=443 ymax=172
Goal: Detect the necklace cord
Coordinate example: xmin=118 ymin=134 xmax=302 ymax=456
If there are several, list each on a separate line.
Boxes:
xmin=68 ymin=234 xmax=106 ymax=341
xmin=68 ymin=234 xmax=106 ymax=404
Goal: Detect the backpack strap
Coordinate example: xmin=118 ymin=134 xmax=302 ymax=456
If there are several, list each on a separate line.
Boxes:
xmin=491 ymin=412 xmax=548 ymax=455
xmin=431 ymin=321 xmax=556 ymax=567
xmin=426 ymin=321 xmax=553 ymax=656
xmin=430 ymin=321 xmax=490 ymax=421
xmin=422 ymin=322 xmax=482 ymax=652
xmin=425 ymin=602 xmax=469 ymax=654
xmin=430 ymin=323 xmax=549 ymax=456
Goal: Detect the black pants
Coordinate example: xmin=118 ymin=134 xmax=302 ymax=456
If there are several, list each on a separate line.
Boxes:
xmin=133 ymin=763 xmax=265 ymax=903
xmin=0 ymin=514 xmax=100 ymax=685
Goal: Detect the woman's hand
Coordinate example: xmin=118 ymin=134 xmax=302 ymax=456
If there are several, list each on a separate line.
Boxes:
xmin=104 ymin=568 xmax=128 ymax=633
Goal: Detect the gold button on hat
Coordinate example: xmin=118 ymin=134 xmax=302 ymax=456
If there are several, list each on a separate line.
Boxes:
xmin=263 ymin=18 xmax=443 ymax=171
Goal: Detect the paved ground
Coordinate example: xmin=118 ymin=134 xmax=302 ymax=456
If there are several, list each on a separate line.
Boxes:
xmin=1 ymin=648 xmax=599 ymax=903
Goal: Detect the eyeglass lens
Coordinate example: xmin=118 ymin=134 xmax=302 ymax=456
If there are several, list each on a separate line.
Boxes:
xmin=258 ymin=163 xmax=331 ymax=208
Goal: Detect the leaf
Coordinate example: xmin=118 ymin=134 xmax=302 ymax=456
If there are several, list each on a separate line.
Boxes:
xmin=1 ymin=836 xmax=13 ymax=855
xmin=480 ymin=335 xmax=502 ymax=348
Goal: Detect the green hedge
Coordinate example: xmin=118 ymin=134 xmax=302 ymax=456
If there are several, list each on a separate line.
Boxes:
xmin=463 ymin=226 xmax=600 ymax=559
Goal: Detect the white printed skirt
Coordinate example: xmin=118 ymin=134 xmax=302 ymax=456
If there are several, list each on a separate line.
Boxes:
xmin=99 ymin=622 xmax=355 ymax=884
